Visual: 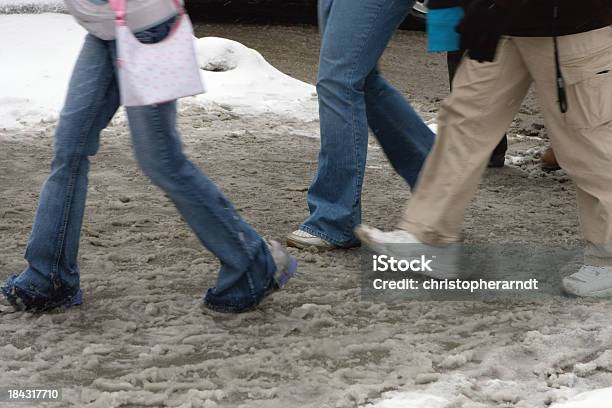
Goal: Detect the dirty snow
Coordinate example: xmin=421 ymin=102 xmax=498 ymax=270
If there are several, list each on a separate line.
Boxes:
xmin=1 ymin=9 xmax=611 ymax=408
xmin=2 ymin=106 xmax=612 ymax=407
xmin=0 ymin=0 xmax=64 ymax=13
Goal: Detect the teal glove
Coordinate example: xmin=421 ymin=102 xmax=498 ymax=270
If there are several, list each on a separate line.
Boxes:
xmin=427 ymin=6 xmax=465 ymax=53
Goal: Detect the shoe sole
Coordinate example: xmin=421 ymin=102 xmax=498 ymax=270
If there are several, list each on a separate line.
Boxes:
xmin=562 ymin=281 xmax=612 ymax=298
xmin=34 ymin=289 xmax=83 ymax=312
xmin=413 ymin=266 xmax=460 ymax=280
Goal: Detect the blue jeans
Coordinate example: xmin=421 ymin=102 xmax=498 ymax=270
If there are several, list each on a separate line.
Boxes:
xmin=301 ymin=0 xmax=435 ymax=247
xmin=2 ymin=19 xmax=276 ymax=311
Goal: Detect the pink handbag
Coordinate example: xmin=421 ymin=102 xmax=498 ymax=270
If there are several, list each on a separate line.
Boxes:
xmin=109 ymin=0 xmax=205 ymax=107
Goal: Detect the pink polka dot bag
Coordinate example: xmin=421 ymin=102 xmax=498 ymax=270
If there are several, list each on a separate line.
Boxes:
xmin=109 ymin=0 xmax=206 ymax=107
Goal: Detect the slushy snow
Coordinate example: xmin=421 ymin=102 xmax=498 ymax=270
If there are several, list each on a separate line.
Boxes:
xmin=0 ymin=13 xmax=317 ymax=130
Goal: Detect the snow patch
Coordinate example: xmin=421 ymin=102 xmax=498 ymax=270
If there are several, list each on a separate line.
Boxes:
xmin=369 ymin=392 xmax=448 ymax=408
xmin=550 ymin=387 xmax=612 ymax=408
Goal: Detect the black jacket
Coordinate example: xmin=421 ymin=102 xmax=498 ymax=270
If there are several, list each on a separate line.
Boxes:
xmin=428 ymin=0 xmax=612 ymax=37
xmin=428 ymin=0 xmax=461 ymax=9
xmin=502 ymin=0 xmax=612 ymax=37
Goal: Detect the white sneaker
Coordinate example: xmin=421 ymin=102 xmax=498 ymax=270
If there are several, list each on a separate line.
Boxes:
xmin=286 ymin=229 xmax=337 ymax=251
xmin=355 ymin=224 xmax=459 ymax=280
xmin=562 ymin=265 xmax=612 ymax=298
xmin=355 ymin=225 xmax=421 ymax=254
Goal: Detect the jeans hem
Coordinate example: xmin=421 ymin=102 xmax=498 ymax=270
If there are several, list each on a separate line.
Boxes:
xmin=203 ymin=278 xmax=275 ymax=313
xmin=299 ymin=224 xmax=360 ymax=248
xmin=1 ymin=275 xmax=82 ymax=312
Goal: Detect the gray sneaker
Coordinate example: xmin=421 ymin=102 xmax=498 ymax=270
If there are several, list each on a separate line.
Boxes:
xmin=286 ymin=229 xmax=337 ymax=251
xmin=267 ymin=240 xmax=298 ymax=288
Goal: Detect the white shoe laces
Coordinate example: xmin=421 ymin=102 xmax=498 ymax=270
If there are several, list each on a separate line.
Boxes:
xmin=292 ymin=230 xmax=318 ymax=239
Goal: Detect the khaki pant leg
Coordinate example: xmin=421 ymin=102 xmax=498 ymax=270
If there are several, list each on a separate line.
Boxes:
xmin=399 ymin=38 xmax=532 ymax=243
xmin=515 ymin=27 xmax=612 ymax=266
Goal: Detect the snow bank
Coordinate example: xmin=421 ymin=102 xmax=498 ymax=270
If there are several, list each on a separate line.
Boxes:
xmin=0 ymin=13 xmax=84 ymax=129
xmin=551 ymin=388 xmax=612 ymax=408
xmin=194 ymin=37 xmax=318 ymax=121
xmin=0 ymin=13 xmax=317 ymax=130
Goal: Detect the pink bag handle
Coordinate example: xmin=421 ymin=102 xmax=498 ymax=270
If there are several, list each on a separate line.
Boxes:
xmin=109 ymin=0 xmax=184 ymax=26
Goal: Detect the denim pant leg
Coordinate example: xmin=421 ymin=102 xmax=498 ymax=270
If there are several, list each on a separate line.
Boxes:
xmin=302 ymin=0 xmax=419 ymax=246
xmin=365 ymin=69 xmax=434 ymax=188
xmin=125 ymin=102 xmax=276 ymax=307
xmin=118 ymin=20 xmax=277 ymax=308
xmin=4 ymin=34 xmax=120 ymax=300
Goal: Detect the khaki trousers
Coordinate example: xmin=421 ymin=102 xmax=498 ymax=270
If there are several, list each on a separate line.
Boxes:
xmin=400 ymin=26 xmax=612 ymax=266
